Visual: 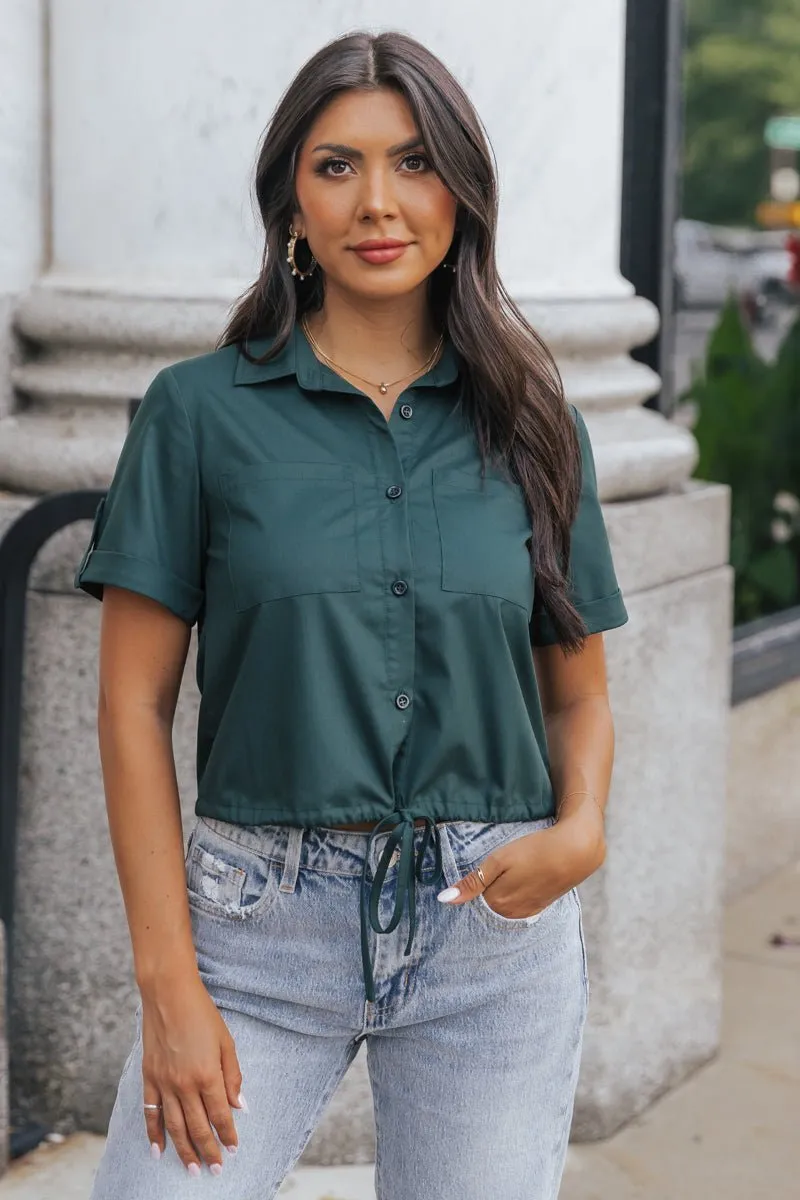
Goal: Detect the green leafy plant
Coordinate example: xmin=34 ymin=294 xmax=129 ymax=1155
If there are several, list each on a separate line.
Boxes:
xmin=685 ymin=297 xmax=800 ymax=624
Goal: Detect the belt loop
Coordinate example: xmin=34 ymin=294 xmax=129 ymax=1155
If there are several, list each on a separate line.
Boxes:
xmin=279 ymin=826 xmax=304 ymax=893
xmin=437 ymin=823 xmax=459 ymax=888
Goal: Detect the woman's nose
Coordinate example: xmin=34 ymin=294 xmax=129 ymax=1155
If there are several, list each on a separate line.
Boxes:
xmin=357 ymin=167 xmax=397 ymax=221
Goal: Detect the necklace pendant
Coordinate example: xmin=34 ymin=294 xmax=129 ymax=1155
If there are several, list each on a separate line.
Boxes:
xmin=379 ymin=382 xmax=388 ymax=395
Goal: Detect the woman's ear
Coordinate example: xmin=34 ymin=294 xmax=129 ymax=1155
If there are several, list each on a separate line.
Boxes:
xmin=288 ymin=201 xmax=304 ymax=238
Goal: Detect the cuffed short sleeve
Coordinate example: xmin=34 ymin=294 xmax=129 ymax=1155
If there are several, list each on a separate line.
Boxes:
xmin=74 ymin=368 xmax=205 ymax=625
xmin=530 ymin=406 xmax=628 ymax=646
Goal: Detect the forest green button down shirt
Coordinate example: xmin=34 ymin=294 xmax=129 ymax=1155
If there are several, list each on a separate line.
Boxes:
xmin=75 ymin=321 xmax=627 ymax=1000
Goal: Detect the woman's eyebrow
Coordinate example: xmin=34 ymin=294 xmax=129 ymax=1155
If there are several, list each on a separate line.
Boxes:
xmin=310 ymin=136 xmax=425 ymax=159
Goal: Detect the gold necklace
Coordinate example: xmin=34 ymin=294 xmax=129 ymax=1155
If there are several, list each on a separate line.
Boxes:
xmin=301 ymin=316 xmax=444 ymax=395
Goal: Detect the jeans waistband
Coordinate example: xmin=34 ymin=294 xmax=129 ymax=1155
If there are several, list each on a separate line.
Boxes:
xmin=196 ymin=815 xmax=554 ymax=879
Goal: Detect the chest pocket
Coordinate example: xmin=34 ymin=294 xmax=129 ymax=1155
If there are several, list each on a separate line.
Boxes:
xmin=432 ymin=467 xmax=534 ymax=612
xmin=220 ymin=462 xmax=360 ymax=611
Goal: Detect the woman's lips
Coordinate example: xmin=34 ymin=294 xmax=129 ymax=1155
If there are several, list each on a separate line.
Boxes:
xmin=351 ymin=244 xmax=408 ymax=264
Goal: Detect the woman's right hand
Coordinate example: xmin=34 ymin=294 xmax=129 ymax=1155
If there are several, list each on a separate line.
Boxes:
xmin=140 ymin=973 xmax=245 ymax=1177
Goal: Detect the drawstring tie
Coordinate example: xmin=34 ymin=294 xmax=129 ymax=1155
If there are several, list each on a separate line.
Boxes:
xmin=359 ymin=809 xmax=443 ymax=1003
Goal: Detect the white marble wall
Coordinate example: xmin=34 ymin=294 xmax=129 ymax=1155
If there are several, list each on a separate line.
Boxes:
xmin=50 ymin=0 xmax=629 ymax=301
xmin=0 ymin=0 xmax=44 ymax=417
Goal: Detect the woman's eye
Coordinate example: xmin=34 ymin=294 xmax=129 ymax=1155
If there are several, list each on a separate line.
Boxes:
xmin=402 ymin=154 xmax=430 ymax=172
xmin=319 ymin=157 xmax=352 ymax=176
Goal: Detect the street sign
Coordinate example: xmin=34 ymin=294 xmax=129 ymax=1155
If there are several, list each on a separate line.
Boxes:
xmin=755 ymin=200 xmax=800 ymax=228
xmin=765 ymin=115 xmax=800 ymax=150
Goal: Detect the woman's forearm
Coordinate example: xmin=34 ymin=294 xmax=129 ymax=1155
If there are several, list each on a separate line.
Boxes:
xmin=543 ymin=695 xmax=614 ymax=869
xmin=544 ymin=695 xmax=615 ymax=810
xmin=98 ymin=702 xmax=200 ymax=998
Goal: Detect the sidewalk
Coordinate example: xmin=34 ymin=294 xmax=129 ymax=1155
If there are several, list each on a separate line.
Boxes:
xmin=2 ymin=861 xmax=798 ymax=1199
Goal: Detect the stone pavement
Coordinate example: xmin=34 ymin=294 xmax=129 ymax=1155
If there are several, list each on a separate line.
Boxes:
xmin=2 ymin=861 xmax=798 ymax=1199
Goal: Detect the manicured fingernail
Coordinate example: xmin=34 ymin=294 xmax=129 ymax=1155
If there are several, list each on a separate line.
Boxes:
xmin=237 ymin=1092 xmax=249 ymax=1112
xmin=210 ymin=1163 xmax=223 ymax=1176
xmin=226 ymin=1144 xmax=238 ymax=1155
xmin=437 ymin=887 xmax=460 ymax=903
xmin=187 ymin=1162 xmax=201 ymax=1177
xmin=150 ymin=1142 xmax=161 ymax=1161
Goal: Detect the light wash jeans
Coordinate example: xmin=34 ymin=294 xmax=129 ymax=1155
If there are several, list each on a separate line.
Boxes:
xmin=90 ymin=814 xmax=589 ymax=1200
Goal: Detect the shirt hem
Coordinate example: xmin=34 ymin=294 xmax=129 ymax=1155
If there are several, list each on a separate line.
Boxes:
xmin=194 ymin=795 xmax=557 ymax=827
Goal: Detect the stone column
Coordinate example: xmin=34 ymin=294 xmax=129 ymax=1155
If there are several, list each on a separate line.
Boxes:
xmin=1 ymin=0 xmax=697 ymax=500
xmin=0 ymin=0 xmax=44 ymax=420
xmin=3 ymin=0 xmax=731 ymax=1150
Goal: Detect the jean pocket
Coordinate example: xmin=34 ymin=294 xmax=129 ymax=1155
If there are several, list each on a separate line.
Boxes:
xmin=445 ymin=817 xmax=554 ymax=870
xmin=476 ymin=890 xmax=546 ymax=927
xmin=462 ymin=818 xmax=559 ymax=931
xmin=185 ymin=818 xmax=279 ymax=920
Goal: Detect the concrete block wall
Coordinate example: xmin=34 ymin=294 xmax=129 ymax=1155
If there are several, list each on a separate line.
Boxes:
xmin=8 ymin=580 xmax=200 ymax=1135
xmin=573 ymin=483 xmax=733 ymax=1138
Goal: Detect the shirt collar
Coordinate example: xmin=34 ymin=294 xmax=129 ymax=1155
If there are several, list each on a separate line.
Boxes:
xmin=233 ymin=320 xmax=460 ymax=392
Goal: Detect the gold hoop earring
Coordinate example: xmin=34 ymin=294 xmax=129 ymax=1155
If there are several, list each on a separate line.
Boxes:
xmin=287 ymin=227 xmax=318 ymax=280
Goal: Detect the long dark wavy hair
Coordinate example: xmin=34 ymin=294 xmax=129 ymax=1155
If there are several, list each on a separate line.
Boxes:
xmin=219 ymin=30 xmax=588 ymax=650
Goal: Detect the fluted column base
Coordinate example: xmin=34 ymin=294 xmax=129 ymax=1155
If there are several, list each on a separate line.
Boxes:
xmin=2 ymin=278 xmax=697 ymax=499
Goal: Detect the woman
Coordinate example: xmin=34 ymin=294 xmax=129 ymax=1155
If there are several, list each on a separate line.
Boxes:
xmin=76 ymin=29 xmax=627 ymax=1200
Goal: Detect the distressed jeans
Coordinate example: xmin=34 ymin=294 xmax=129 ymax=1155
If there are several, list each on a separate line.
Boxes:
xmin=90 ymin=815 xmax=589 ymax=1200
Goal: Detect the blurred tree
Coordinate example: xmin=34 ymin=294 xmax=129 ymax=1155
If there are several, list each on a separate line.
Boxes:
xmin=683 ymin=0 xmax=800 ymax=226
xmin=687 ymin=298 xmax=800 ymax=622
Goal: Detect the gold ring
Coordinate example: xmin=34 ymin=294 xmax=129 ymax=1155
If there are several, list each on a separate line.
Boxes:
xmin=476 ymin=865 xmax=487 ymax=887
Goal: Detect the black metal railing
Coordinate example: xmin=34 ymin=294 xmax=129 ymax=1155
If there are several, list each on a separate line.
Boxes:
xmin=0 ymin=491 xmax=106 ymax=941
xmin=0 ymin=401 xmax=139 ymax=1160
xmin=0 ymin=398 xmax=140 ymax=952
xmin=0 ymin=488 xmax=105 ymax=1157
